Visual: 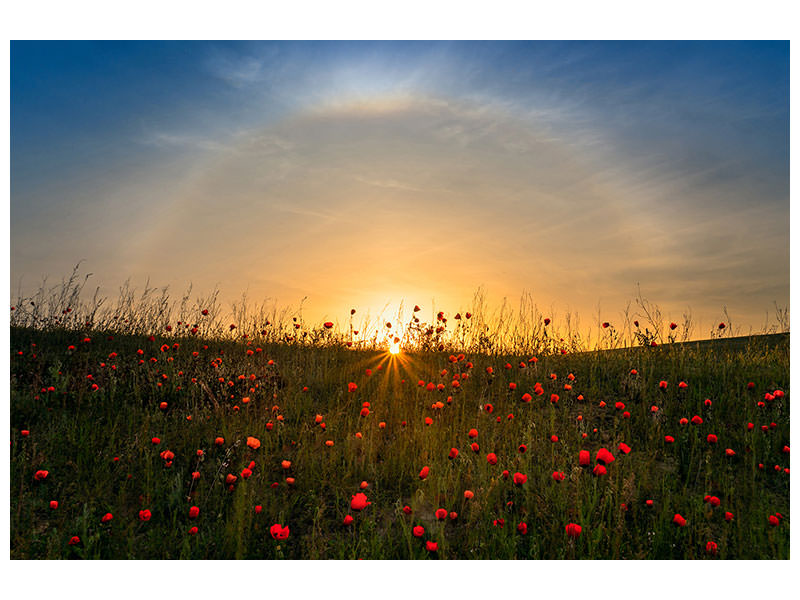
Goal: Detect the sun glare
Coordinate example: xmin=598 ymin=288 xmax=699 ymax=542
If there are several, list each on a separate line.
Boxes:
xmin=389 ymin=341 xmax=401 ymax=355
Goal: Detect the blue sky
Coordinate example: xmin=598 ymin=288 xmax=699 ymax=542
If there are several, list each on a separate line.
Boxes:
xmin=10 ymin=41 xmax=790 ymax=334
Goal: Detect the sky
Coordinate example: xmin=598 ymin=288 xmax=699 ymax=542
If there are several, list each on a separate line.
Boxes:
xmin=9 ymin=41 xmax=790 ymax=336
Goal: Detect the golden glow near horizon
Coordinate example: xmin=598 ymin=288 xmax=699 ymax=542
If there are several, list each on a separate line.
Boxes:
xmin=389 ymin=340 xmax=401 ymax=355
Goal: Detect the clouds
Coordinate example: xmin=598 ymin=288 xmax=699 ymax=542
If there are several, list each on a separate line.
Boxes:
xmin=9 ymin=41 xmax=789 ymax=335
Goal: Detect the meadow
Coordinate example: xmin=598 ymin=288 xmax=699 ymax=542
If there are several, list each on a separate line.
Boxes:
xmin=8 ymin=280 xmax=790 ymax=559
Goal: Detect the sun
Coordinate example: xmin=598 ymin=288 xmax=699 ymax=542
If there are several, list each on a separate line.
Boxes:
xmin=389 ymin=340 xmax=401 ymax=355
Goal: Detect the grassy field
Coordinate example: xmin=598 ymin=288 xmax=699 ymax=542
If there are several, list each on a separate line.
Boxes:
xmin=9 ymin=325 xmax=789 ymax=559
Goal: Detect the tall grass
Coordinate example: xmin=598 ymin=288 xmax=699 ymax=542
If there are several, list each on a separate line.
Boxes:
xmin=8 ymin=270 xmax=790 ymax=559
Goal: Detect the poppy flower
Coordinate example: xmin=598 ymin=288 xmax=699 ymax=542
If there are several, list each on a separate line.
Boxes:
xmin=101 ymin=512 xmax=113 ymax=523
xmin=351 ymin=493 xmax=371 ymax=511
xmin=360 ymin=481 xmax=368 ymax=489
xmin=348 ymin=382 xmax=358 ymax=393
xmin=463 ymin=490 xmax=474 ymax=500
xmin=517 ymin=522 xmax=528 ymax=535
xmin=225 ymin=474 xmax=237 ymax=485
xmin=424 ymin=417 xmax=433 ymax=426
xmin=595 ymin=448 xmax=615 ymax=465
xmin=645 ymin=499 xmax=654 ymax=507
xmin=470 ymin=443 xmax=480 ymax=453
xmin=518 ymin=444 xmax=527 ymax=453
xmin=188 ymin=526 xmax=198 ymax=535
xmin=658 ymin=381 xmax=668 ymax=390
xmin=706 ymin=541 xmax=718 ymax=555
xmin=709 ymin=496 xmax=720 ymax=507
xmin=343 ymin=515 xmax=354 ymax=525
xmin=725 ymin=511 xmax=733 ymax=522
xmin=270 ymin=524 xmax=290 ymax=539
xmin=49 ymin=500 xmax=58 ymax=510
xmin=678 ymin=381 xmax=688 ymax=389
xmin=565 ymin=523 xmax=582 ymax=538
xmin=592 ymin=464 xmax=607 ymax=477
xmin=618 ymin=443 xmax=631 ymax=455
xmin=550 ymin=435 xmax=559 ymax=443
xmin=484 ymin=403 xmax=494 ymax=413
xmin=552 ymin=471 xmax=565 ymax=482
xmin=521 ymin=393 xmax=532 ymax=403
xmin=502 ymin=470 xmax=510 ymax=479
xmin=664 ymin=436 xmax=675 ymax=443
xmin=246 ymin=437 xmax=261 ymax=450
xmin=435 ymin=508 xmax=447 ymax=520
xmin=419 ymin=466 xmax=430 ymax=479
xmin=486 ymin=453 xmax=498 ymax=466
xmin=34 ymin=470 xmax=49 ymax=481
xmin=468 ymin=428 xmax=478 ymax=439
xmin=493 ymin=519 xmax=505 ymax=528
xmin=68 ymin=536 xmax=81 ymax=546
xmin=602 ymin=322 xmax=610 ymax=328
xmin=691 ymin=415 xmax=703 ymax=425
xmin=139 ymin=509 xmax=152 ymax=522
xmin=151 ymin=437 xmax=161 ymax=445
xmin=448 ymin=448 xmax=459 ymax=459
xmin=707 ymin=434 xmax=718 ymax=444
xmin=725 ymin=448 xmax=736 ymax=457
xmin=680 ymin=418 xmax=689 ymax=426
xmin=189 ymin=506 xmax=200 ymax=519
xmin=513 ymin=472 xmax=527 ymax=485
xmin=412 ymin=525 xmax=425 ymax=537
xmin=672 ymin=514 xmax=687 ymax=527
xmin=402 ymin=505 xmax=413 ymax=515
xmin=768 ymin=515 xmax=780 ymax=526
xmin=425 ymin=541 xmax=438 ymax=552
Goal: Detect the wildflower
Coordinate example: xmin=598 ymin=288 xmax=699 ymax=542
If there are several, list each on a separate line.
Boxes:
xmin=412 ymin=525 xmax=425 ymax=537
xmin=595 ymin=448 xmax=615 ymax=465
xmin=343 ymin=515 xmax=354 ymax=525
xmin=246 ymin=437 xmax=261 ymax=450
xmin=672 ymin=514 xmax=687 ymax=527
xmin=579 ymin=450 xmax=591 ymax=466
xmin=270 ymin=524 xmax=290 ymax=540
xmin=49 ymin=500 xmax=58 ymax=510
xmin=34 ymin=470 xmax=49 ymax=481
xmin=101 ymin=513 xmax=113 ymax=523
xmin=517 ymin=522 xmax=528 ymax=535
xmin=513 ymin=472 xmax=527 ymax=485
xmin=565 ymin=523 xmax=582 ymax=538
xmin=468 ymin=428 xmax=478 ymax=439
xmin=552 ymin=471 xmax=565 ymax=482
xmin=592 ymin=465 xmax=607 ymax=477
xmin=464 ymin=490 xmax=474 ymax=499
xmin=448 ymin=448 xmax=459 ymax=459
xmin=419 ymin=466 xmax=430 ymax=479
xmin=351 ymin=493 xmax=371 ymax=511
xmin=188 ymin=526 xmax=198 ymax=535
xmin=707 ymin=434 xmax=718 ymax=444
xmin=189 ymin=506 xmax=200 ymax=519
xmin=68 ymin=536 xmax=81 ymax=546
xmin=435 ymin=508 xmax=447 ymax=520
xmin=486 ymin=453 xmax=498 ymax=466
xmin=139 ymin=509 xmax=151 ymax=521
xmin=425 ymin=541 xmax=438 ymax=552
xmin=403 ymin=505 xmax=412 ymax=515
xmin=706 ymin=541 xmax=718 ymax=555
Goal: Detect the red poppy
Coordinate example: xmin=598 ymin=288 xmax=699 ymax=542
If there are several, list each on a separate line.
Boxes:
xmin=34 ymin=470 xmax=49 ymax=481
xmin=419 ymin=466 xmax=430 ymax=479
xmin=579 ymin=450 xmax=591 ymax=466
xmin=706 ymin=541 xmax=718 ymax=555
xmin=435 ymin=508 xmax=447 ymax=520
xmin=486 ymin=453 xmax=498 ymax=466
xmin=678 ymin=381 xmax=688 ymax=389
xmin=664 ymin=435 xmax=675 ymax=443
xmin=343 ymin=515 xmax=354 ymax=525
xmin=101 ymin=512 xmax=113 ymax=523
xmin=448 ymin=447 xmax=459 ymax=459
xmin=691 ymin=415 xmax=703 ymax=425
xmin=725 ymin=511 xmax=733 ymax=522
xmin=517 ymin=522 xmax=528 ymax=535
xmin=550 ymin=435 xmax=559 ymax=443
xmin=351 ymin=493 xmax=371 ymax=511
xmin=464 ymin=490 xmax=474 ymax=499
xmin=658 ymin=381 xmax=668 ymax=390
xmin=348 ymin=382 xmax=358 ymax=393
xmin=139 ymin=509 xmax=152 ymax=522
xmin=188 ymin=526 xmax=198 ymax=535
xmin=468 ymin=428 xmax=478 ymax=439
xmin=512 ymin=472 xmax=527 ymax=485
xmin=49 ymin=500 xmax=58 ymax=510
xmin=425 ymin=541 xmax=438 ymax=552
xmin=595 ymin=448 xmax=615 ymax=465
xmin=403 ymin=505 xmax=412 ymax=514
xmin=707 ymin=434 xmax=718 ymax=444
xmin=768 ymin=515 xmax=780 ymax=526
xmin=552 ymin=471 xmax=565 ymax=482
xmin=269 ymin=524 xmax=290 ymax=539
xmin=470 ymin=442 xmax=480 ymax=453
xmin=602 ymin=322 xmax=610 ymax=328
xmin=672 ymin=514 xmax=687 ymax=527
xmin=618 ymin=443 xmax=631 ymax=454
xmin=518 ymin=444 xmax=527 ymax=453
xmin=68 ymin=536 xmax=81 ymax=546
xmin=565 ymin=523 xmax=582 ymax=538
xmin=645 ymin=499 xmax=654 ymax=507
xmin=189 ymin=506 xmax=200 ymax=519
xmin=592 ymin=464 xmax=607 ymax=477
xmin=323 ymin=321 xmax=333 ymax=329
xmin=413 ymin=525 xmax=425 ymax=537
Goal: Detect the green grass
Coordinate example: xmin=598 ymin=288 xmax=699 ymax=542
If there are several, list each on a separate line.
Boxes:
xmin=10 ymin=326 xmax=789 ymax=559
